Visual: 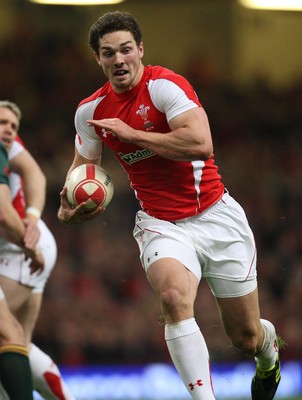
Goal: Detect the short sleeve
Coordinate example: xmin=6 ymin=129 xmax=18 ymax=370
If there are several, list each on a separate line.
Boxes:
xmin=74 ymin=100 xmax=104 ymax=160
xmin=148 ymin=77 xmax=199 ymax=123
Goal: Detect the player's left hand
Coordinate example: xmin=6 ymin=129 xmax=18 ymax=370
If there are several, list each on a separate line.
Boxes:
xmin=27 ymin=248 xmax=45 ymax=275
xmin=87 ymin=118 xmax=137 ymax=144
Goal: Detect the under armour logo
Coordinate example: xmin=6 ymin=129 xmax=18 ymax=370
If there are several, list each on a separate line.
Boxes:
xmin=147 ymin=252 xmax=159 ymax=263
xmin=101 ymin=128 xmax=115 ymax=138
xmin=188 ymin=379 xmax=203 ymax=390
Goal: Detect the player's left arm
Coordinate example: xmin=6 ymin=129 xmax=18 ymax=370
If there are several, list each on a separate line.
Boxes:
xmin=87 ymin=107 xmax=213 ymax=162
xmin=10 ymin=148 xmax=46 ymax=215
xmin=140 ymin=106 xmax=213 ymax=161
xmin=9 ymin=148 xmax=46 ymax=247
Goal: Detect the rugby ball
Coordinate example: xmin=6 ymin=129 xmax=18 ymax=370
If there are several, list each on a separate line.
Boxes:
xmin=66 ymin=164 xmax=114 ymax=210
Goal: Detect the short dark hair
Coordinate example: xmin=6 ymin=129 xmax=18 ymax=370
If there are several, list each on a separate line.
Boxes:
xmin=88 ymin=11 xmax=142 ymax=54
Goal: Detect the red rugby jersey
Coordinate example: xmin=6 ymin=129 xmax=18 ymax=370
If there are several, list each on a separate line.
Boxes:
xmin=75 ymin=65 xmax=224 ymax=221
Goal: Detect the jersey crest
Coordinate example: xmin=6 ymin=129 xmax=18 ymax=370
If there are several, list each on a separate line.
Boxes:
xmin=136 ymin=104 xmax=154 ymax=130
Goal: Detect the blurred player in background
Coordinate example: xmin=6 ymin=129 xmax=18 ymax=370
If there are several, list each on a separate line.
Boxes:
xmin=0 ymin=102 xmax=41 ymax=400
xmin=58 ymin=11 xmax=282 ymax=400
xmin=0 ymin=100 xmax=75 ymax=400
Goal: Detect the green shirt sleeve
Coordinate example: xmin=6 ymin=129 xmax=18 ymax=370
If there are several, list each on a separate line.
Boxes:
xmin=0 ymin=143 xmax=9 ymax=185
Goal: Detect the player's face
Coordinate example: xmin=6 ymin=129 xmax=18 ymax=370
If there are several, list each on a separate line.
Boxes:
xmin=0 ymin=107 xmax=18 ymax=151
xmin=95 ymin=30 xmax=144 ymax=93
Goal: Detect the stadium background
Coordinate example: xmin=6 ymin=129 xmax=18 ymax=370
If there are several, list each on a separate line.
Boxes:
xmin=1 ymin=0 xmax=301 ymax=398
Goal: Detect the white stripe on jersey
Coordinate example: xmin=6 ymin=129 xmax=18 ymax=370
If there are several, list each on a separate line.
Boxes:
xmin=8 ymin=140 xmax=23 ymax=160
xmin=192 ymin=160 xmax=205 ymax=210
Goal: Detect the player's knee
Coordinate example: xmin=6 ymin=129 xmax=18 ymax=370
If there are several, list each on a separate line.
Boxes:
xmin=159 ymin=286 xmax=190 ymax=318
xmin=230 ymin=328 xmax=259 ymax=356
xmin=0 ymin=319 xmax=26 ymax=346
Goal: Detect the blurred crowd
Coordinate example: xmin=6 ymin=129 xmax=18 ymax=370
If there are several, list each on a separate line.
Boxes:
xmin=0 ymin=13 xmax=301 ymax=367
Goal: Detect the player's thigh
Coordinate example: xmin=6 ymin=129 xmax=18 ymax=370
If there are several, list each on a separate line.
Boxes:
xmin=215 ymin=287 xmax=261 ymax=340
xmin=147 ymin=257 xmax=199 ymax=323
xmin=147 ymin=257 xmax=199 ymax=299
xmin=143 ymin=236 xmax=200 ymax=302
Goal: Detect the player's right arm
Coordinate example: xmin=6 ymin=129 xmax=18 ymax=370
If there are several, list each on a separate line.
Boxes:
xmin=57 ymin=148 xmax=104 ymax=225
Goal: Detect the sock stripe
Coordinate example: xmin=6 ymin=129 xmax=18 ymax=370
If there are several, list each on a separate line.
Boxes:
xmin=0 ymin=344 xmax=29 ymax=357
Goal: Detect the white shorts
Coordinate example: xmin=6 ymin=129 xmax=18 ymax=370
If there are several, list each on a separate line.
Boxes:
xmin=0 ymin=219 xmax=57 ymax=293
xmin=133 ymin=192 xmax=257 ymax=298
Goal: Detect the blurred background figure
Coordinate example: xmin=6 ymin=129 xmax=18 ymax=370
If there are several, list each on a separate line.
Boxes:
xmin=0 ymin=101 xmax=75 ymax=399
xmin=0 ymin=101 xmax=39 ymax=400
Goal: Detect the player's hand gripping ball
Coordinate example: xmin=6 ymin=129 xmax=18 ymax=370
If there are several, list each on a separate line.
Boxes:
xmin=66 ymin=164 xmax=114 ymax=210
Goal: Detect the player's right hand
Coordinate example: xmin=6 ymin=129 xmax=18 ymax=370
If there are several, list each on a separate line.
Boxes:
xmin=57 ymin=186 xmax=105 ymax=225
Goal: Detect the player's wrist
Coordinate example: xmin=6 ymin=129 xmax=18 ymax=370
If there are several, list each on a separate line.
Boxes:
xmin=26 ymin=206 xmax=41 ymax=220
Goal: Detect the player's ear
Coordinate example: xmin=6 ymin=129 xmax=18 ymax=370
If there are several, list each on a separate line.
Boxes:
xmin=94 ymin=51 xmax=102 ymax=66
xmin=138 ymin=42 xmax=144 ymax=59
